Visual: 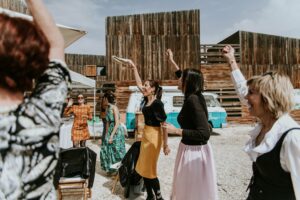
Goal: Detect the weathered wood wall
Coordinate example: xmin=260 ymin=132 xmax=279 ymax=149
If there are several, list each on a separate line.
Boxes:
xmin=65 ymin=54 xmax=106 ymax=116
xmin=219 ymin=31 xmax=300 ymax=87
xmin=106 ymin=10 xmax=200 ymax=81
xmin=0 ymin=0 xmax=29 ymax=14
xmin=239 ymin=31 xmax=300 ymax=65
xmin=65 ymin=53 xmax=106 ymax=76
xmin=239 ymin=31 xmax=300 ymax=87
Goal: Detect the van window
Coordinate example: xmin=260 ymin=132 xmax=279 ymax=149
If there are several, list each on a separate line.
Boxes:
xmin=173 ymin=96 xmax=184 ymax=107
xmin=204 ymin=95 xmax=221 ymax=107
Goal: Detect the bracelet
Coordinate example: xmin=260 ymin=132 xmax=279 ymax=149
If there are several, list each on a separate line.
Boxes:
xmin=229 ymin=59 xmax=236 ymax=64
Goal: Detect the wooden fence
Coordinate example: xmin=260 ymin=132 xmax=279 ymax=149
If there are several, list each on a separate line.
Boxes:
xmin=65 ymin=53 xmax=106 ymax=77
xmin=0 ymin=0 xmax=29 ymax=14
xmin=218 ymin=31 xmax=300 ymax=87
xmin=106 ymin=10 xmax=200 ymax=81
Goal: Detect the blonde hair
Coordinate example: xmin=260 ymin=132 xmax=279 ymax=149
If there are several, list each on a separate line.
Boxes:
xmin=247 ymin=71 xmax=294 ymax=119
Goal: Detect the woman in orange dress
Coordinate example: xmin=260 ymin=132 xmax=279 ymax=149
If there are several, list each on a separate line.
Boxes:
xmin=64 ymin=94 xmax=92 ymax=147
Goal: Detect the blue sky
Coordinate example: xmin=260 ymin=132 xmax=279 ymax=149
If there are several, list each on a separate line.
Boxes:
xmin=44 ymin=0 xmax=300 ymax=55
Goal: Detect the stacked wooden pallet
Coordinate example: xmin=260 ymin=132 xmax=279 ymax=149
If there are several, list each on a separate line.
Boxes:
xmin=205 ymin=88 xmax=242 ymax=118
xmin=115 ymin=86 xmax=132 ymax=112
xmin=290 ymin=109 xmax=300 ymax=123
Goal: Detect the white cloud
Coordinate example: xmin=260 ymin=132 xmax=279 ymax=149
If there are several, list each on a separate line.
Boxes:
xmin=225 ymin=0 xmax=300 ymax=39
xmin=43 ymin=0 xmax=300 ymax=54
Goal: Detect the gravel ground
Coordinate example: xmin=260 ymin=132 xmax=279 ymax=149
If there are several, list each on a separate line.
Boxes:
xmin=63 ymin=124 xmax=254 ymax=200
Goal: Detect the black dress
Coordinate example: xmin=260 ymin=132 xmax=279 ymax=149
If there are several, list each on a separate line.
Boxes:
xmin=142 ymin=99 xmax=167 ymax=126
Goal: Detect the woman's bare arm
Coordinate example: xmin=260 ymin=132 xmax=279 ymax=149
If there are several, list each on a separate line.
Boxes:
xmin=26 ymin=0 xmax=65 ymax=61
xmin=128 ymin=60 xmax=143 ymax=92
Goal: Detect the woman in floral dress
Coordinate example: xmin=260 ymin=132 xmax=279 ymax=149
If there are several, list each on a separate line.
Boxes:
xmin=100 ymin=91 xmax=126 ymax=173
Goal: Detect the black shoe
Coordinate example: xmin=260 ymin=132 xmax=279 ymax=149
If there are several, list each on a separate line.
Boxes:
xmin=155 ymin=191 xmax=164 ymax=200
xmin=146 ymin=196 xmax=155 ymax=200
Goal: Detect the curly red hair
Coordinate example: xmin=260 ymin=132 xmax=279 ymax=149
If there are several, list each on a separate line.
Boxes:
xmin=0 ymin=14 xmax=50 ymax=92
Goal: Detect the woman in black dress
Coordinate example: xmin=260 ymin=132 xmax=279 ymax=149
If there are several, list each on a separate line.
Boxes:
xmin=163 ymin=49 xmax=218 ymax=200
xmin=126 ymin=59 xmax=170 ymax=200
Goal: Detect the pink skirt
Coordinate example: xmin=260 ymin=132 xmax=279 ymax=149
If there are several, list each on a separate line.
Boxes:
xmin=171 ymin=142 xmax=218 ymax=200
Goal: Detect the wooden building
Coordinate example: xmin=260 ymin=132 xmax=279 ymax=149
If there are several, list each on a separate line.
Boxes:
xmin=201 ymin=31 xmax=300 ymax=122
xmin=218 ymin=31 xmax=300 ymax=88
xmin=106 ymin=10 xmax=200 ymax=81
xmin=65 ymin=54 xmax=106 ymax=78
xmin=65 ymin=53 xmax=107 ymax=116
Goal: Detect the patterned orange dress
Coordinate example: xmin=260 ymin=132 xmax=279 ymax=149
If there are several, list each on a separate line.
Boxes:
xmin=64 ymin=105 xmax=92 ymax=141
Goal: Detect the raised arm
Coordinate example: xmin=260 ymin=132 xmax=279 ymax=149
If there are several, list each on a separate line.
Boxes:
xmin=166 ymin=49 xmax=181 ymax=78
xmin=26 ymin=0 xmax=65 ymax=61
xmin=166 ymin=49 xmax=180 ymax=71
xmin=6 ymin=0 xmax=70 ymax=151
xmin=222 ymin=45 xmax=248 ymax=104
xmin=222 ymin=45 xmax=239 ymax=71
xmin=127 ymin=60 xmax=143 ymax=93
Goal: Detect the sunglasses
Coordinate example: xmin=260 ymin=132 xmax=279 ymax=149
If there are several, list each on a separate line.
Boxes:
xmin=78 ymin=97 xmax=84 ymax=99
xmin=262 ymin=71 xmax=276 ymax=79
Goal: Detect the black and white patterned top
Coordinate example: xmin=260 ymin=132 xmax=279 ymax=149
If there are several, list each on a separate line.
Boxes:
xmin=0 ymin=60 xmax=70 ymax=200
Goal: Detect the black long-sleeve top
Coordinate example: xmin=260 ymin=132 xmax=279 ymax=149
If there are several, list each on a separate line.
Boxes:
xmin=142 ymin=99 xmax=167 ymax=127
xmin=175 ymin=70 xmax=211 ymax=145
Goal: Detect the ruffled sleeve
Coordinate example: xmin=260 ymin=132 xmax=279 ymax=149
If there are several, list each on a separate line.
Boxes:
xmin=152 ymin=100 xmax=167 ymax=122
xmin=11 ymin=60 xmax=70 ymax=147
xmin=175 ymin=70 xmax=182 ymax=79
xmin=231 ymin=69 xmax=248 ymax=105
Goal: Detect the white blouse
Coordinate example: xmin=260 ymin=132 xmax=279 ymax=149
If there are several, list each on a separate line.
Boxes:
xmin=231 ymin=69 xmax=300 ymax=199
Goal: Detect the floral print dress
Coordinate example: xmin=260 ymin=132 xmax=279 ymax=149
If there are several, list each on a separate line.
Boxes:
xmin=0 ymin=61 xmax=70 ymax=199
xmin=100 ymin=105 xmax=126 ymax=173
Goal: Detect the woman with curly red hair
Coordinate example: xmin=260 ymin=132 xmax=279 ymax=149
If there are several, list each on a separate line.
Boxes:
xmin=0 ymin=0 xmax=70 ymax=199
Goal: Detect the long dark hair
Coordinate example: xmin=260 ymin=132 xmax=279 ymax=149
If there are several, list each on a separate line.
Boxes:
xmin=182 ymin=69 xmax=208 ymax=118
xmin=103 ymin=90 xmax=116 ymax=104
xmin=182 ymin=69 xmax=204 ymax=98
xmin=141 ymin=80 xmax=162 ymax=108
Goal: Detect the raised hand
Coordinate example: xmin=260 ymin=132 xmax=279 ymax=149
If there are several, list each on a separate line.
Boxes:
xmin=126 ymin=59 xmax=137 ymax=69
xmin=67 ymin=98 xmax=73 ymax=107
xmin=166 ymin=49 xmax=174 ymax=61
xmin=222 ymin=45 xmax=235 ymax=63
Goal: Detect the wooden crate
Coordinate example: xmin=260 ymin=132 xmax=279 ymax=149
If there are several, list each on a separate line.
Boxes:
xmin=84 ymin=65 xmax=97 ymax=77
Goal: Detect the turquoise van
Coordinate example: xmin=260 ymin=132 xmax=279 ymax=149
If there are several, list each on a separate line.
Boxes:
xmin=126 ymin=86 xmax=227 ymax=132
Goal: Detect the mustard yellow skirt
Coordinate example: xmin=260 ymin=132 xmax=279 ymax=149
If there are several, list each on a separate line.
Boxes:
xmin=136 ymin=125 xmax=162 ymax=179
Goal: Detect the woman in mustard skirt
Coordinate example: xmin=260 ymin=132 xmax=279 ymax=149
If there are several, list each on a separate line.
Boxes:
xmin=126 ymin=59 xmax=170 ymax=200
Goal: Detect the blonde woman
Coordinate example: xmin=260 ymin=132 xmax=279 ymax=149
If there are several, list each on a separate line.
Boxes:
xmin=223 ymin=45 xmax=300 ymax=200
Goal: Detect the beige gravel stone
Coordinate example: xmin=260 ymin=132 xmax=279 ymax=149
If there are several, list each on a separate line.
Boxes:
xmin=62 ymin=124 xmax=254 ymax=200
